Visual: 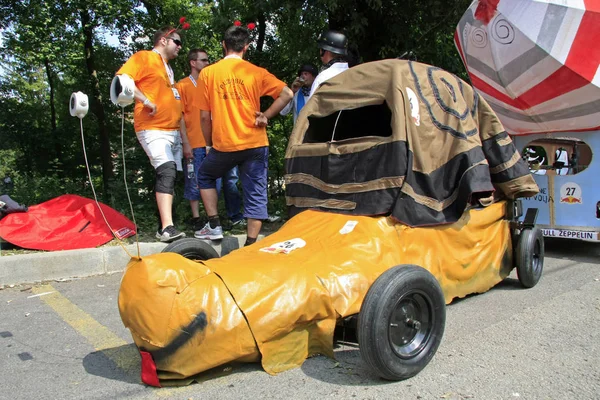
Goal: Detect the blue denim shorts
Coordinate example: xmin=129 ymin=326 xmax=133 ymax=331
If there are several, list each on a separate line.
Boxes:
xmin=198 ymin=147 xmax=269 ymax=220
xmin=183 ymin=147 xmax=207 ymax=201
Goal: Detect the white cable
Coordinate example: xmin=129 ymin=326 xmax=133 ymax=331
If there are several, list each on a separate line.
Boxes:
xmin=120 ymin=108 xmax=141 ymax=258
xmin=331 ymin=110 xmax=343 ymax=142
xmin=79 ymin=119 xmax=115 ymax=236
xmin=79 ymin=116 xmax=137 ymax=259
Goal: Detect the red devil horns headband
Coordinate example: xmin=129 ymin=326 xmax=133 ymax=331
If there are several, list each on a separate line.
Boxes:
xmin=165 ymin=16 xmax=191 ymax=36
xmin=234 ymin=20 xmax=256 ymax=30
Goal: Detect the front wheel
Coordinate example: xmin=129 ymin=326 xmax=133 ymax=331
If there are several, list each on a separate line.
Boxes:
xmin=357 ymin=265 xmax=446 ymax=381
xmin=161 ymin=238 xmax=219 ymax=261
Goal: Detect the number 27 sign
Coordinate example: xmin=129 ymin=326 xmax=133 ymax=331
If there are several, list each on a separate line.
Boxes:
xmin=560 ymin=182 xmax=582 ymax=204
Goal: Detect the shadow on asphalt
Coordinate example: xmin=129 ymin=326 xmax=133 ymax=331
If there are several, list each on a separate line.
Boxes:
xmin=489 ymin=277 xmax=522 ymax=291
xmin=83 ymin=343 xmax=264 ymax=387
xmin=543 ymin=237 xmax=600 ymax=263
xmin=83 ymin=344 xmax=141 ymax=385
xmin=300 ymin=348 xmax=391 ymax=386
xmin=299 ymin=328 xmax=396 ymax=386
xmin=445 ymin=276 xmax=522 ymax=307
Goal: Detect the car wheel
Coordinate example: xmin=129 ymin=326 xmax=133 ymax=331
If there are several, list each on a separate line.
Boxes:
xmin=515 ymin=227 xmax=544 ymax=288
xmin=161 ymin=238 xmax=219 ymax=261
xmin=357 ymin=265 xmax=446 ymax=381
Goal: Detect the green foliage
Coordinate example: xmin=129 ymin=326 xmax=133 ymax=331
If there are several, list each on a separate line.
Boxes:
xmin=1 ymin=0 xmax=475 ymax=228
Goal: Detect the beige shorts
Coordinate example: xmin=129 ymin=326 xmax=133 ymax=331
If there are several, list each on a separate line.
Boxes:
xmin=136 ymin=130 xmax=183 ymax=171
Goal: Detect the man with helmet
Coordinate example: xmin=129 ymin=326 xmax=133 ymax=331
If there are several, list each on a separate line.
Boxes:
xmin=309 ymin=30 xmax=349 ymax=98
xmin=280 ymin=63 xmax=318 ymax=123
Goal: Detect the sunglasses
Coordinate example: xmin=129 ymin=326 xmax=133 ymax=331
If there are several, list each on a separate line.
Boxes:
xmin=168 ymin=37 xmax=182 ymax=47
xmin=196 ymin=58 xmax=209 ymax=62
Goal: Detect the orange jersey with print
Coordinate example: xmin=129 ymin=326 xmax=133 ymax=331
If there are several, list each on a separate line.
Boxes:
xmin=117 ymin=50 xmax=182 ymax=132
xmin=198 ymin=57 xmax=286 ymax=152
xmin=176 ymin=76 xmax=206 ymax=148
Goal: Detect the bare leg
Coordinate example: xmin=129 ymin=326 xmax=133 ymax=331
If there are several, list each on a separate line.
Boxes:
xmin=200 ymin=188 xmax=219 ymax=217
xmin=156 ymin=192 xmax=174 ymax=229
xmin=247 ymin=218 xmax=262 ymax=239
xmin=189 ymin=200 xmax=200 ymax=218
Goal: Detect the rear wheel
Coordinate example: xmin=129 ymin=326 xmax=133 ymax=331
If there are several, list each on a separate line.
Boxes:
xmin=357 ymin=265 xmax=446 ymax=381
xmin=161 ymin=238 xmax=219 ymax=261
xmin=515 ymin=227 xmax=544 ymax=288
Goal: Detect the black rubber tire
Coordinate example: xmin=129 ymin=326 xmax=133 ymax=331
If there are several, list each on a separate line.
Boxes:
xmin=161 ymin=238 xmax=219 ymax=261
xmin=515 ymin=227 xmax=544 ymax=288
xmin=357 ymin=265 xmax=446 ymax=381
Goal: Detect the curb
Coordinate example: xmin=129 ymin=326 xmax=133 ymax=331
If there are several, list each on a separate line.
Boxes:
xmin=0 ymin=235 xmax=252 ymax=286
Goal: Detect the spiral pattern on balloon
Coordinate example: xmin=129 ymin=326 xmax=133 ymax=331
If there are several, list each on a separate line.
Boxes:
xmin=470 ymin=27 xmax=488 ymax=48
xmin=491 ymin=17 xmax=514 ymax=44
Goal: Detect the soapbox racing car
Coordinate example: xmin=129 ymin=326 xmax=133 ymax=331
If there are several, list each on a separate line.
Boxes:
xmin=119 ymin=202 xmax=543 ymax=386
xmin=118 ymin=59 xmax=543 ymax=386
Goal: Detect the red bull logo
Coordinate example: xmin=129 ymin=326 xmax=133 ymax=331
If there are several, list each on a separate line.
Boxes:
xmin=560 ymin=196 xmax=582 ymax=204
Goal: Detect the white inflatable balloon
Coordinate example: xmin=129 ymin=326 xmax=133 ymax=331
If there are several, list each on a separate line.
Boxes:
xmin=110 ymin=75 xmax=135 ymax=107
xmin=69 ymin=91 xmax=89 ymax=118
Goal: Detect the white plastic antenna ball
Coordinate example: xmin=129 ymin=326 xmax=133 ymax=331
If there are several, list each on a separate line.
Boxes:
xmin=69 ymin=91 xmax=89 ymax=118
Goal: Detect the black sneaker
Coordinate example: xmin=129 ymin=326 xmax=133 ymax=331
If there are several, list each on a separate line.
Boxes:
xmin=156 ymin=225 xmax=186 ymax=242
xmin=189 ymin=217 xmax=204 ymax=231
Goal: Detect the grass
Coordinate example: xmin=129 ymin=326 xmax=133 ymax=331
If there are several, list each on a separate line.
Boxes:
xmin=0 ymin=218 xmax=286 ymax=256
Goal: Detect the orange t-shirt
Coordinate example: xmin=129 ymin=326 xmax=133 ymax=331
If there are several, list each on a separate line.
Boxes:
xmin=198 ymin=57 xmax=287 ymax=152
xmin=116 ymin=50 xmax=182 ymax=132
xmin=176 ymin=76 xmax=206 ymax=148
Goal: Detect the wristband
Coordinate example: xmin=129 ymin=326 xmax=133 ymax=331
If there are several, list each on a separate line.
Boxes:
xmin=143 ymin=98 xmax=150 ymax=106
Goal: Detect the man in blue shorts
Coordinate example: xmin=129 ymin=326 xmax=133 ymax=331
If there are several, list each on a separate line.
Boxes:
xmin=177 ymin=49 xmax=244 ymax=231
xmin=195 ymin=24 xmax=292 ymax=244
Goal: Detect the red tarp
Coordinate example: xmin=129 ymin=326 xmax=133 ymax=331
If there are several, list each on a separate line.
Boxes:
xmin=0 ymin=194 xmax=136 ymax=251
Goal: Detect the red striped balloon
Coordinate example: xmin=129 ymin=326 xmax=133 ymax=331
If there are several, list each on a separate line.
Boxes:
xmin=455 ymin=0 xmax=600 ymax=135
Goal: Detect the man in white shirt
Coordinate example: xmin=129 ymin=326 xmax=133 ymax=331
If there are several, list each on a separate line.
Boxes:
xmin=280 ymin=64 xmax=318 ymax=123
xmin=309 ymin=30 xmax=349 ymax=98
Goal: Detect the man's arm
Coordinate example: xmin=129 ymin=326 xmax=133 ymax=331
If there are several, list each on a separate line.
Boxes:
xmin=280 ymin=77 xmax=304 ymax=116
xmin=118 ymin=73 xmax=157 ymax=116
xmin=255 ymin=86 xmax=294 ymax=127
xmin=179 ymin=117 xmax=192 ymax=159
xmin=279 ymin=94 xmax=294 ymax=116
xmin=200 ymin=110 xmax=213 ymax=147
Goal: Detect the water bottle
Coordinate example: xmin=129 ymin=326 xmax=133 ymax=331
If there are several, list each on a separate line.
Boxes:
xmin=186 ymin=158 xmax=195 ymax=179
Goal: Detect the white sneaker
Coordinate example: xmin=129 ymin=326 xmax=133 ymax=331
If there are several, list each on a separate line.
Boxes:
xmin=267 ymin=213 xmax=281 ymax=223
xmin=231 ymin=218 xmax=247 ymax=227
xmin=194 ymin=223 xmax=223 ymax=240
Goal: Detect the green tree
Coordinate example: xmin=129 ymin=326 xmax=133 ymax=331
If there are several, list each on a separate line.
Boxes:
xmin=0 ymin=0 xmax=474 ymax=229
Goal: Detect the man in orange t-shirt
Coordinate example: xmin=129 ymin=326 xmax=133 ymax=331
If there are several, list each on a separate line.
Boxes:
xmin=195 ymin=24 xmax=293 ymax=244
xmin=176 ymin=49 xmax=244 ymax=231
xmin=116 ymin=26 xmax=188 ymax=242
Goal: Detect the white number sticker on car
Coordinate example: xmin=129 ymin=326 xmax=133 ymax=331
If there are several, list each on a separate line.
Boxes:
xmin=339 ymin=221 xmax=358 ymax=234
xmin=260 ymin=238 xmax=306 ymax=254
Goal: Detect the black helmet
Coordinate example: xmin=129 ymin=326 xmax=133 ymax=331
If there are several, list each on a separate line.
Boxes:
xmin=298 ymin=63 xmax=318 ymax=77
xmin=316 ymin=30 xmax=348 ymax=55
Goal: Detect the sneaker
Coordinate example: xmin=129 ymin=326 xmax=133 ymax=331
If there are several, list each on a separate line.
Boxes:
xmin=194 ymin=223 xmax=223 ymax=240
xmin=156 ymin=225 xmax=186 ymax=242
xmin=189 ymin=217 xmax=205 ymax=231
xmin=266 ymin=213 xmax=281 ymax=223
xmin=231 ymin=218 xmax=247 ymax=227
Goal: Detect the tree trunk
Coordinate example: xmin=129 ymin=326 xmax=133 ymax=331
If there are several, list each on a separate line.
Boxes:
xmin=256 ymin=13 xmax=266 ymax=52
xmin=80 ymin=9 xmax=113 ymax=196
xmin=43 ymin=58 xmax=62 ymax=160
xmin=140 ymin=0 xmax=160 ymax=20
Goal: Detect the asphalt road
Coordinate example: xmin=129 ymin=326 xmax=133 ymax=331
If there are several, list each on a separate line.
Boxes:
xmin=0 ymin=238 xmax=598 ymax=400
